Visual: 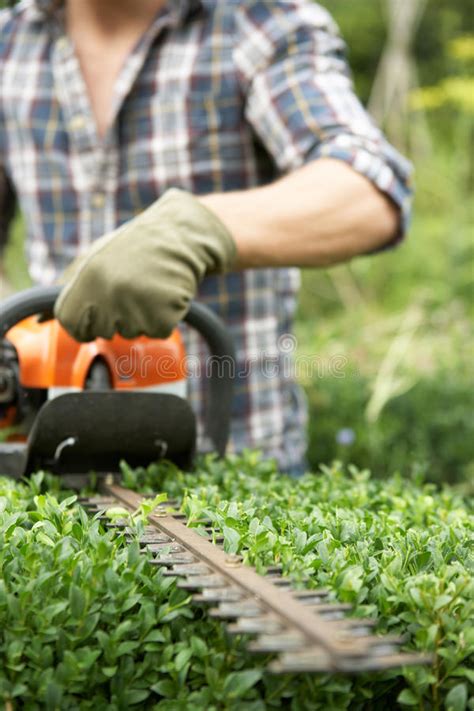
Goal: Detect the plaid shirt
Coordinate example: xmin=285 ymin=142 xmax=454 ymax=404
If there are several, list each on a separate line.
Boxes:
xmin=0 ymin=0 xmax=412 ymax=472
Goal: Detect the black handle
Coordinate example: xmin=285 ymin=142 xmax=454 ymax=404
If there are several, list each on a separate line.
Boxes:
xmin=0 ymin=286 xmax=235 ymax=456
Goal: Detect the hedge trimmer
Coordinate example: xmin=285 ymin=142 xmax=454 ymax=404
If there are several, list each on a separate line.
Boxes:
xmin=0 ymin=286 xmax=431 ymax=675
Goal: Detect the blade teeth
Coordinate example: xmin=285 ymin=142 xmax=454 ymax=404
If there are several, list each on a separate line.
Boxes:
xmin=201 ymin=533 xmax=225 ymax=544
xmin=137 ymin=534 xmax=172 ymax=545
xmin=265 ymin=576 xmax=293 ymax=588
xmin=193 ymin=588 xmax=244 ymax=604
xmin=270 ymin=647 xmax=433 ymax=674
xmin=309 ymin=603 xmax=353 ymax=614
xmin=81 ymin=504 xmax=108 ymax=512
xmin=265 ymin=565 xmax=283 ymax=575
xmin=86 ymin=490 xmax=433 ymax=676
xmin=336 ymin=633 xmax=404 ymax=654
xmin=368 ymin=634 xmax=405 ymax=647
xmin=269 ymin=648 xmax=333 ymax=674
xmin=334 ymin=651 xmax=434 ymax=673
xmin=292 ymin=589 xmax=330 ymax=600
xmin=209 ymin=602 xmax=264 ymax=619
xmin=151 ymin=553 xmax=196 ymax=566
xmin=106 ymin=520 xmax=129 ymax=528
xmin=248 ymin=632 xmax=306 ymax=654
xmin=146 ymin=542 xmax=181 ymax=553
xmin=316 ymin=611 xmax=347 ymax=621
xmin=367 ymin=642 xmax=400 ymax=656
xmin=270 ymin=646 xmax=334 ymax=673
xmin=163 ymin=563 xmax=211 ymax=577
xmin=177 ymin=574 xmax=226 ymax=590
xmin=79 ymin=497 xmax=117 ymax=505
xmin=328 ymin=618 xmax=377 ymax=634
xmin=337 ymin=630 xmax=406 ymax=649
xmin=297 ymin=596 xmax=339 ymax=607
xmin=227 ymin=615 xmax=284 ymax=636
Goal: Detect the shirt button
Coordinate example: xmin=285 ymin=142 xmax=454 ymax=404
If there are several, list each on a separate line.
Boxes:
xmin=69 ymin=115 xmax=86 ymax=132
xmin=91 ymin=193 xmax=106 ymax=209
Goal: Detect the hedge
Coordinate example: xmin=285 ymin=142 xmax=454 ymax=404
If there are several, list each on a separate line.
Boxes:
xmin=0 ymin=455 xmax=472 ymax=709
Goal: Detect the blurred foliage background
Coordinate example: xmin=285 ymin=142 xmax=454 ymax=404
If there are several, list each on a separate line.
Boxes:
xmin=1 ymin=0 xmax=473 ymax=485
xmin=297 ymin=0 xmax=473 ymax=485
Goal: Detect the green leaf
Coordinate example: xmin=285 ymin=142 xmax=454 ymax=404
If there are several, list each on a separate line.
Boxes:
xmin=11 ymin=682 xmax=28 ymax=698
xmin=174 ymin=648 xmax=193 ymax=672
xmin=415 ymin=551 xmax=431 ymax=569
xmin=102 ymin=666 xmax=118 ymax=678
xmin=105 ymin=506 xmax=129 ymax=519
xmin=409 ymin=587 xmax=424 ymax=607
xmin=1 ymin=453 xmax=473 ymax=709
xmin=450 ymin=667 xmax=474 ymax=684
xmin=223 ymin=525 xmax=241 ymax=554
xmin=36 ymin=531 xmax=55 ymax=547
xmin=60 ymin=495 xmax=78 ymax=509
xmin=340 ymin=565 xmax=364 ymax=594
xmin=139 ymin=493 xmax=168 ymax=517
xmin=113 ymin=619 xmax=133 ymax=640
xmin=143 ymin=630 xmax=166 ymax=643
xmin=151 ymin=680 xmax=177 ymax=698
xmin=223 ymin=670 xmax=262 ymax=699
xmin=445 ymin=683 xmax=468 ymax=711
xmin=125 ymin=689 xmax=150 ymax=705
xmin=397 ymin=689 xmax=419 ymax=706
xmin=127 ymin=541 xmax=141 ymax=566
xmin=434 ymin=594 xmax=453 ymax=610
xmin=45 ymin=681 xmax=63 ymax=710
xmin=190 ymin=636 xmax=207 ymax=658
xmin=68 ymin=584 xmax=86 ymax=619
xmin=116 ymin=641 xmax=140 ymax=656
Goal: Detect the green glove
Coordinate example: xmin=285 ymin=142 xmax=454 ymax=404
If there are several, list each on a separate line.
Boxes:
xmin=55 ymin=189 xmax=236 ymax=342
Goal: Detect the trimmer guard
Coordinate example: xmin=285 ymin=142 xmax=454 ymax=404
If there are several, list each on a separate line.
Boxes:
xmin=1 ymin=391 xmax=196 ymax=478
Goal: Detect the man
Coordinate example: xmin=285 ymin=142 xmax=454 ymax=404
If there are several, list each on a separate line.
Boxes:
xmin=0 ymin=0 xmax=412 ymax=474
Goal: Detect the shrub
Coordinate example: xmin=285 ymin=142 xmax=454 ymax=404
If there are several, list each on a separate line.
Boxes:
xmin=304 ymin=366 xmax=474 ymax=486
xmin=1 ymin=458 xmax=472 ymax=710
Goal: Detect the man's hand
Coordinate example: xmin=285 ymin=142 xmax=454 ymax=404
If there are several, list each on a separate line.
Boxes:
xmin=54 ymin=189 xmax=236 ymax=342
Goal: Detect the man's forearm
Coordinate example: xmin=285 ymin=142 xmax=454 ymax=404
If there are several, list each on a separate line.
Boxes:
xmin=200 ymin=158 xmax=400 ymax=270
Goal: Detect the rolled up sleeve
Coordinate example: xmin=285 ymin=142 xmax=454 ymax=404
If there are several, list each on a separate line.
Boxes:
xmin=233 ymin=1 xmax=413 ymax=242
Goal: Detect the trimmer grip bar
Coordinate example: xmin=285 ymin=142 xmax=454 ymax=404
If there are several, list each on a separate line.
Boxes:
xmin=184 ymin=302 xmax=235 ymax=456
xmin=0 ymin=285 xmax=60 ymax=338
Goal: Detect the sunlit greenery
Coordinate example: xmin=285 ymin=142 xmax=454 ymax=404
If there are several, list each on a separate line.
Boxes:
xmin=297 ymin=2 xmax=473 ymax=485
xmin=1 ymin=459 xmax=472 ymax=709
